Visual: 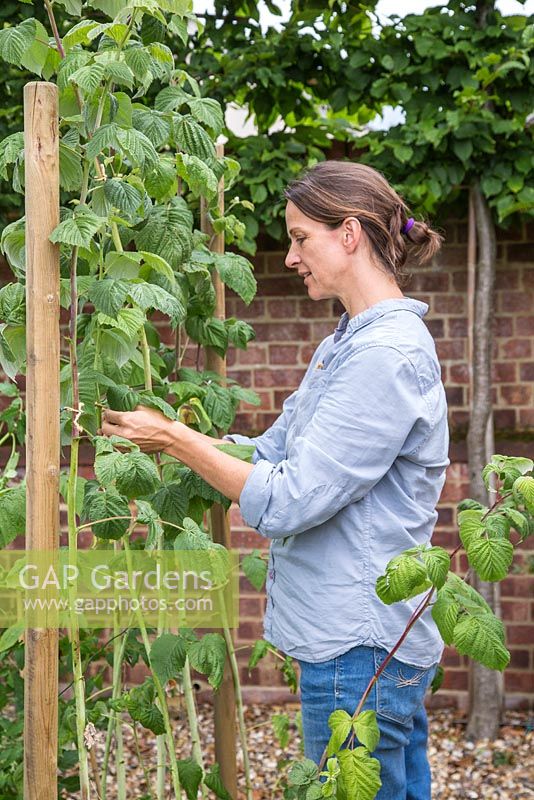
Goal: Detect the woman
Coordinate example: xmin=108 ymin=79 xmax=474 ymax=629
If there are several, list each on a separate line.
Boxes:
xmin=101 ymin=161 xmax=449 ymax=799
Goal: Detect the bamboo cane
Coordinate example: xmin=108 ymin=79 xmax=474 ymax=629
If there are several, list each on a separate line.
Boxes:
xmin=200 ymin=143 xmax=239 ymax=799
xmin=23 ymin=81 xmax=60 ymax=800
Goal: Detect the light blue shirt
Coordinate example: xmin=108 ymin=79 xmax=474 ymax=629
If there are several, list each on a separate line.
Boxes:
xmin=227 ymin=298 xmax=449 ymax=667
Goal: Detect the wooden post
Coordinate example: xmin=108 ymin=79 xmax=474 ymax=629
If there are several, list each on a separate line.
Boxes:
xmin=23 ymin=82 xmax=60 ymax=800
xmin=201 ymin=143 xmax=238 ymax=798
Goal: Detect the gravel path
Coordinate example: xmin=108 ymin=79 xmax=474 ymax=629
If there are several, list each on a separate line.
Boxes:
xmin=87 ymin=704 xmax=534 ymax=799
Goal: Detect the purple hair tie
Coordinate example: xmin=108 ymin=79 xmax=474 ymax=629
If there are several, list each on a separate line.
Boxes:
xmin=402 ymin=217 xmax=415 ymax=235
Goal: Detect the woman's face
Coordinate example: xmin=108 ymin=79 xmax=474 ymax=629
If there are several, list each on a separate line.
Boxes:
xmin=285 ymin=200 xmax=357 ymax=302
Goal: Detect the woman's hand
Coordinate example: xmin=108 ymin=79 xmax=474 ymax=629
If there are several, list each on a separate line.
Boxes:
xmin=99 ymin=405 xmax=187 ymax=455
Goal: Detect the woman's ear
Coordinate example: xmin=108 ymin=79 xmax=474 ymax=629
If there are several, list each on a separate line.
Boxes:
xmin=341 ymin=217 xmax=362 ymax=253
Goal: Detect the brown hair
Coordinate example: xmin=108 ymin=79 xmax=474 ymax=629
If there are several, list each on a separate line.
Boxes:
xmin=284 ymin=161 xmax=443 ymax=287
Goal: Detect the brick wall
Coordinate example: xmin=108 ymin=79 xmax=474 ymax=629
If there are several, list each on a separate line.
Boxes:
xmin=1 ymin=215 xmax=532 ymax=709
xmin=216 ymin=216 xmax=534 ymax=710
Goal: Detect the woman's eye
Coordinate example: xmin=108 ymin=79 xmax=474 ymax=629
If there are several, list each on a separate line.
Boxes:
xmin=296 ymin=237 xmax=305 ymax=245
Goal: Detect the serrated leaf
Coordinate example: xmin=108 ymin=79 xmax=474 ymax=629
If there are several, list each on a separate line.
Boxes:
xmin=514 ymin=475 xmax=534 ymax=512
xmin=0 ymin=485 xmax=26 ymax=548
xmin=353 ymin=710 xmax=380 ymax=753
xmin=327 ymin=709 xmax=352 ymax=756
xmin=98 ymin=307 xmax=146 ymax=340
xmin=212 ymin=252 xmax=256 ymax=305
xmin=203 ymin=383 xmax=236 ymax=430
xmin=81 ymin=483 xmax=130 ymax=540
xmin=155 ymin=85 xmax=190 ymax=112
xmin=0 ymin=283 xmax=25 ymax=325
xmin=187 ymin=97 xmax=224 ymax=136
xmin=149 ymin=482 xmax=188 ymax=528
xmin=134 ymin=702 xmax=166 ymax=735
xmin=104 ymin=60 xmax=135 ymax=89
xmin=241 ymin=550 xmax=267 ymax=591
xmin=145 ymin=156 xmax=178 ymax=201
xmin=150 ymin=632 xmax=187 ymax=685
xmin=63 ymin=19 xmax=98 ymax=50
xmin=187 ymin=632 xmax=226 ymax=689
xmin=203 ymin=764 xmax=233 ymax=800
xmin=0 ymin=132 xmax=24 ymax=180
xmin=177 ymin=152 xmax=218 ymax=199
xmin=89 ymin=278 xmax=130 ymax=316
xmin=272 ymin=713 xmax=290 ymax=748
xmin=140 ymin=251 xmax=176 ymax=284
xmin=69 ymin=62 xmax=105 ymax=93
xmin=376 ymin=553 xmax=431 ymax=605
xmin=174 ymin=114 xmax=215 ymax=160
xmin=288 ymin=759 xmax=319 ymax=786
xmin=248 ymin=638 xmax=271 ymax=669
xmin=127 ymin=281 xmax=186 ymax=328
xmin=137 ymin=390 xmax=177 ymax=420
xmin=431 ymin=593 xmax=460 ymax=645
xmin=49 ymin=207 xmax=105 ymax=248
xmin=132 ymin=108 xmax=171 ymax=148
xmin=458 ymin=509 xmax=486 ymax=549
xmin=0 ymin=622 xmax=24 ymax=654
xmin=177 ymin=758 xmax=203 ymax=800
xmin=134 ymin=198 xmax=193 ymax=269
xmin=338 ymin=747 xmax=382 ymax=800
xmin=0 ymin=19 xmax=37 ymax=66
xmin=114 ymin=451 xmax=160 ymax=498
xmin=104 ymin=178 xmax=143 ymax=215
xmin=466 ymin=536 xmax=514 ymax=582
xmin=453 ymin=614 xmax=510 ymax=671
xmin=124 ymin=44 xmax=152 ymax=80
xmin=59 ymin=142 xmax=83 ymax=192
xmin=421 ymin=547 xmax=450 ymax=589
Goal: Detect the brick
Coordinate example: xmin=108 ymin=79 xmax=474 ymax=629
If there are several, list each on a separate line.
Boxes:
xmin=268 ymin=344 xmax=299 ymax=364
xmin=520 ymin=362 xmax=534 ymax=382
xmin=264 ymin=252 xmax=287 ymax=274
xmin=254 ymin=368 xmax=306 ymax=388
xmin=436 ymin=507 xmax=453 ymax=525
xmin=449 ymin=410 xmax=469 ymax=431
xmin=227 ymin=368 xmax=253 ymax=387
xmin=516 ymin=317 xmax=534 ymax=335
xmin=508 ymin=649 xmax=531 ymax=669
xmin=436 ymin=339 xmax=466 ymax=360
xmin=500 ymin=385 xmax=532 ymax=406
xmin=492 ymin=362 xmax=517 ymax=383
xmin=495 ymin=270 xmax=519 ymax=290
xmin=443 ymin=670 xmax=468 ymax=690
xmin=410 ymin=273 xmax=450 ymax=292
xmin=300 ymin=344 xmax=317 ymax=363
xmin=501 ymin=601 xmax=530 ymax=622
xmin=519 ymin=408 xmax=534 ymax=427
xmin=426 ymin=319 xmax=444 ymax=338
xmin=445 ymin=386 xmax=464 ymax=406
xmin=299 ymin=299 xmax=333 ymax=318
xmin=449 ymin=364 xmax=470 ymax=384
xmin=312 ymin=321 xmax=335 ymax=340
xmin=447 ymin=317 xmax=467 ymax=338
xmin=452 ymin=271 xmax=468 ymax=291
xmin=256 ymin=277 xmax=305 ymax=296
xmin=507 ymin=244 xmax=533 ymax=262
xmin=232 ymin=530 xmax=267 ymax=549
xmin=494 ymin=409 xmax=516 ymax=429
xmin=236 ymin=345 xmax=268 ymax=365
xmin=504 ymin=672 xmax=534 ymax=693
xmin=252 ymin=322 xmax=311 ymax=342
xmin=437 ymin=246 xmax=467 ymax=268
xmin=267 ymin=299 xmax=298 ymax=319
xmin=501 ymin=576 xmax=534 ymax=597
xmin=434 ymin=295 xmax=466 ymax=314
xmin=500 ymin=290 xmax=532 ymax=313
xmin=239 ymin=596 xmax=264 ymax=618
xmin=236 ymin=620 xmax=264 ymax=641
xmin=274 ymin=389 xmax=294 ymax=408
xmin=501 ymin=339 xmax=532 ymax=359
xmin=494 ymin=316 xmax=515 ymax=336
xmin=441 ymin=650 xmax=462 ymax=667
xmin=432 ymin=530 xmax=459 ymax=549
xmin=226 ymin=297 xmax=265 ymax=320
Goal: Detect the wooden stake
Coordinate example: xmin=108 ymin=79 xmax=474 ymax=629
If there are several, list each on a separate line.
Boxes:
xmin=201 ymin=144 xmax=238 ymax=798
xmin=23 ymin=82 xmax=60 ymax=800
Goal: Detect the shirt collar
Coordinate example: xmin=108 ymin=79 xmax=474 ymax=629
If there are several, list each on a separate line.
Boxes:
xmin=333 ymin=297 xmax=429 ymax=342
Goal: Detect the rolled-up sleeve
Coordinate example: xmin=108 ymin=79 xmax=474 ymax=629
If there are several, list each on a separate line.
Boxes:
xmin=238 ymin=346 xmax=425 ymax=539
xmin=224 ymin=389 xmax=298 ymax=465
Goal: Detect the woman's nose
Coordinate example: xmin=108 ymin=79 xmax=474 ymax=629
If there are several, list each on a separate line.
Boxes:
xmin=285 ymin=244 xmax=300 ymax=269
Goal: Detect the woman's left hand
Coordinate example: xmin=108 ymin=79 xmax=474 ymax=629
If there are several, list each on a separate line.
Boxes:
xmin=100 ymin=405 xmax=179 ymax=454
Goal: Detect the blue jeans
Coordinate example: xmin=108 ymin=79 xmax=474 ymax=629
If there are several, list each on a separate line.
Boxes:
xmin=297 ymin=645 xmax=437 ymax=800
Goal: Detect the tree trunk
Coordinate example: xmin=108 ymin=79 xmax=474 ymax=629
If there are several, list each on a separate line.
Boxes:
xmin=465 ymin=182 xmax=502 ymax=741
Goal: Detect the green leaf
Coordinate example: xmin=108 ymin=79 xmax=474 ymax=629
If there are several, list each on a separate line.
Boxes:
xmin=248 ymin=639 xmax=271 ymax=669
xmin=187 ymin=633 xmax=227 ymax=689
xmin=155 ymin=85 xmax=190 ymax=112
xmin=98 ymin=307 xmax=146 ymax=340
xmin=431 ymin=590 xmax=460 ymax=646
xmin=132 ymin=107 xmax=171 ymax=148
xmin=203 ymin=764 xmax=233 ymax=800
xmin=174 ymin=114 xmax=216 ymax=160
xmin=176 ymin=152 xmax=218 ymax=199
xmin=81 ymin=483 xmax=130 ymax=540
xmin=327 ymin=709 xmax=352 ymax=756
xmin=140 ymin=251 xmax=176 ymax=284
xmin=0 ymin=324 xmax=26 ymax=380
xmin=49 ymin=207 xmax=105 ymax=248
xmin=353 ymin=710 xmax=380 ymax=753
xmin=187 ymin=97 xmax=224 ymax=136
xmin=59 ymin=142 xmax=83 ymax=192
xmin=107 ymin=384 xmax=141 ymax=412
xmin=453 ymin=614 xmax=510 ymax=671
xmin=431 ymin=664 xmax=444 ymax=694
xmin=134 ymin=198 xmax=193 ymax=269
xmin=69 ymin=62 xmax=105 ymax=93
xmin=514 ymin=475 xmax=534 ymax=512
xmin=0 ymin=132 xmax=24 ymax=180
xmin=272 ymin=713 xmax=290 ymax=748
xmin=375 ymin=553 xmax=431 ymax=605
xmin=421 ymin=546 xmax=450 ymax=589
xmin=0 ymin=283 xmax=25 ymax=325
xmin=212 ymin=252 xmax=257 ymax=305
xmin=133 ymin=702 xmax=166 ymax=735
xmin=203 ymin=383 xmax=236 ymax=430
xmin=241 ymin=550 xmax=267 ymax=590
xmin=338 ymin=747 xmax=382 ymax=800
xmin=177 ymin=758 xmax=203 ymax=800
xmin=0 ymin=622 xmax=24 ymax=654
xmin=1 ymin=218 xmax=26 ymax=275
xmin=150 ymin=633 xmax=187 ymax=685
xmin=104 ymin=178 xmax=143 ymax=215
xmin=0 ymin=19 xmax=38 ymax=66
xmin=149 ymin=482 xmax=188 ymax=529
xmin=104 ymin=60 xmax=135 ymax=90
xmin=89 ymin=278 xmax=130 ymax=317
xmin=136 ymin=390 xmax=177 ymax=420
xmin=0 ymin=485 xmax=26 ymax=548
xmin=114 ymin=451 xmax=160 ymax=498
xmin=288 ymin=759 xmax=319 ymax=786
xmin=466 ymin=536 xmax=514 ymax=582
xmin=186 ymin=316 xmax=228 ymax=356
xmin=453 ymin=139 xmax=473 ymax=163
xmin=127 ymin=281 xmax=186 ymax=328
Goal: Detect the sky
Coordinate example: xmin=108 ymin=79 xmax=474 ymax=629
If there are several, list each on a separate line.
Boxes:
xmin=192 ymin=0 xmax=534 ymax=136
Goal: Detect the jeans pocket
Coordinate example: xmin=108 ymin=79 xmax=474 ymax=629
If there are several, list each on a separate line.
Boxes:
xmin=374 ymin=649 xmax=436 ymax=725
